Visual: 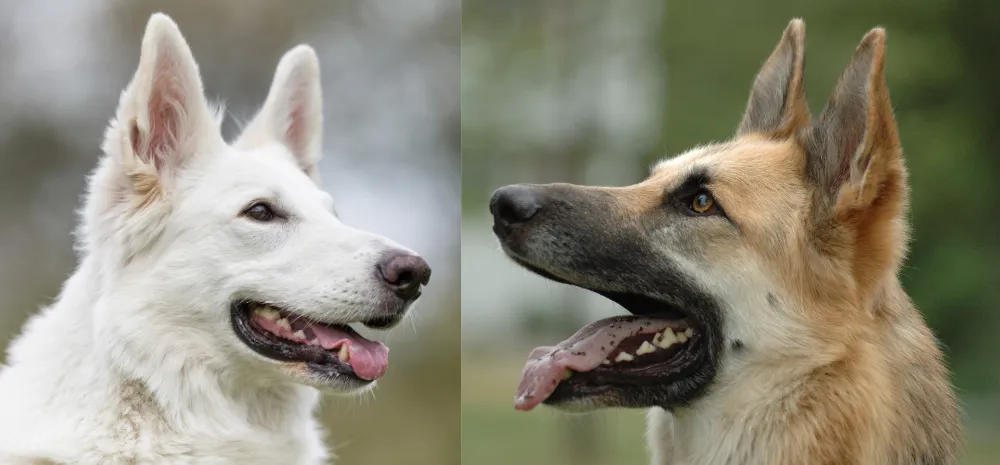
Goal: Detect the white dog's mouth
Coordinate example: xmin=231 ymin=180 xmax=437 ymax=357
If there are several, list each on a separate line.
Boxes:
xmin=230 ymin=301 xmax=390 ymax=383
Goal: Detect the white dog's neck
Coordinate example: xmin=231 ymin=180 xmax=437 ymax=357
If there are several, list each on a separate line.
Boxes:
xmin=48 ymin=255 xmax=320 ymax=436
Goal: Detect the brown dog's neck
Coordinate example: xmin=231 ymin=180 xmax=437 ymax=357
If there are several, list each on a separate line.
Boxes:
xmin=663 ymin=277 xmax=960 ymax=465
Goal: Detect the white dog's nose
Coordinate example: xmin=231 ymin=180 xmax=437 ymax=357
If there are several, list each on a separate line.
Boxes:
xmin=377 ymin=252 xmax=431 ymax=301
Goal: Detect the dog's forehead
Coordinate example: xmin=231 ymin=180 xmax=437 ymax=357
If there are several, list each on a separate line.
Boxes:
xmin=648 ymin=138 xmax=800 ymax=186
xmin=195 ymin=144 xmax=330 ymax=203
xmin=647 ymin=144 xmax=728 ymax=186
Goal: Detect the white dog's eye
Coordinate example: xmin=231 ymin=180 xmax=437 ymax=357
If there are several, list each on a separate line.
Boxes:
xmin=244 ymin=202 xmax=277 ymax=222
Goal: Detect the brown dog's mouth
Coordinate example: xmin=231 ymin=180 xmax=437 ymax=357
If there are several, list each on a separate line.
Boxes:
xmin=515 ymin=312 xmax=702 ymax=411
xmin=503 ymin=255 xmax=711 ymax=410
xmin=512 ymin=284 xmax=706 ymax=411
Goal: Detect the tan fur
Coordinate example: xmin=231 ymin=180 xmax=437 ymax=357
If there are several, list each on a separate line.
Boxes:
xmin=587 ymin=20 xmax=959 ymax=464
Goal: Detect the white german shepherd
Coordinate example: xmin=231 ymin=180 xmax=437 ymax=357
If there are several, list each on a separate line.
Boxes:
xmin=0 ymin=13 xmax=430 ymax=465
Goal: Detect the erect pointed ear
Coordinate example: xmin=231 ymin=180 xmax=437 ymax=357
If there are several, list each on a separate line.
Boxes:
xmin=106 ymin=13 xmax=221 ymax=184
xmin=805 ymin=28 xmax=907 ymax=293
xmin=235 ymin=45 xmax=324 ymax=181
xmin=805 ymin=27 xmax=903 ymax=216
xmin=736 ymin=19 xmax=810 ymax=138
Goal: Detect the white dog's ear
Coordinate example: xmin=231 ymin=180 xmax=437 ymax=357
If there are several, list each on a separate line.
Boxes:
xmin=236 ymin=45 xmax=324 ymax=180
xmin=106 ymin=13 xmax=220 ymax=184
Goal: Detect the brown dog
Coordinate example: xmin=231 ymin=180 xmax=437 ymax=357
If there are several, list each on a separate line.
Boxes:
xmin=489 ymin=19 xmax=961 ymax=464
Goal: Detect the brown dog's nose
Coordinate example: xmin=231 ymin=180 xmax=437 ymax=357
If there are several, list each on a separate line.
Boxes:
xmin=377 ymin=252 xmax=431 ymax=301
xmin=490 ymin=185 xmax=540 ymax=237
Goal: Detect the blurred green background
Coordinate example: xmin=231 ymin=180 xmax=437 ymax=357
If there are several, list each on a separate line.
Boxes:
xmin=0 ymin=1 xmax=459 ymax=464
xmin=461 ymin=1 xmax=999 ymax=464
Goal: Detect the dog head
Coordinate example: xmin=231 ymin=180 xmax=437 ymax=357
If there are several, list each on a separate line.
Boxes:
xmin=492 ymin=19 xmax=906 ymax=411
xmin=82 ymin=14 xmax=430 ymax=394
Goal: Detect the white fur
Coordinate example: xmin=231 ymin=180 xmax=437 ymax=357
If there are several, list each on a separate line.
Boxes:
xmin=0 ymin=13 xmax=414 ymax=464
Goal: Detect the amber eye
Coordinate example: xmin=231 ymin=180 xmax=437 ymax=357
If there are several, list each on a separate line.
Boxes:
xmin=244 ymin=202 xmax=276 ymax=222
xmin=689 ymin=192 xmax=717 ymax=214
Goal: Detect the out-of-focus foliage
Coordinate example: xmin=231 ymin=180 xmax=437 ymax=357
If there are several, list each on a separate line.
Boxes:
xmin=0 ymin=1 xmax=459 ymax=464
xmin=462 ymin=1 xmax=999 ymax=464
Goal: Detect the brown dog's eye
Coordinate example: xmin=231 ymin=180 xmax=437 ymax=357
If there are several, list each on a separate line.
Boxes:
xmin=244 ymin=202 xmax=276 ymax=222
xmin=689 ymin=192 xmax=717 ymax=214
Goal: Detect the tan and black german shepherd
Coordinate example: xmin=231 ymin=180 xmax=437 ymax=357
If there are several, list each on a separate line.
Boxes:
xmin=489 ymin=19 xmax=962 ymax=464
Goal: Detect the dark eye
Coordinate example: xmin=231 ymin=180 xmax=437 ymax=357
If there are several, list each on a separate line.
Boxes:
xmin=688 ymin=191 xmax=718 ymax=215
xmin=244 ymin=202 xmax=276 ymax=222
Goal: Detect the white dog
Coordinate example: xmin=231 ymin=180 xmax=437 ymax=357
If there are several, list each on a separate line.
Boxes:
xmin=0 ymin=13 xmax=430 ymax=465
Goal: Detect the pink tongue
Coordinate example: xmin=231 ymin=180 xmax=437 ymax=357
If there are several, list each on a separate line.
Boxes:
xmin=310 ymin=324 xmax=389 ymax=381
xmin=252 ymin=314 xmax=389 ymax=380
xmin=514 ymin=316 xmax=672 ymax=411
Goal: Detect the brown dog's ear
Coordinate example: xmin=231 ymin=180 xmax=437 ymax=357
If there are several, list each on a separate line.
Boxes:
xmin=806 ymin=28 xmax=908 ymax=292
xmin=805 ymin=27 xmax=903 ymax=216
xmin=736 ymin=19 xmax=810 ymax=138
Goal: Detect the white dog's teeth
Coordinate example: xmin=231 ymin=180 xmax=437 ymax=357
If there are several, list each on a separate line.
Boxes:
xmin=652 ymin=332 xmax=663 ymax=346
xmin=656 ymin=329 xmax=677 ymax=348
xmin=292 ymin=330 xmax=306 ymax=341
xmin=684 ymin=328 xmax=694 ymax=338
xmin=601 ymin=360 xmax=611 ymax=365
xmin=677 ymin=331 xmax=689 ymax=343
xmin=338 ymin=345 xmax=350 ymax=362
xmin=614 ymin=352 xmax=635 ymax=362
xmin=276 ymin=318 xmax=291 ymax=331
xmin=636 ymin=341 xmax=657 ymax=355
xmin=255 ymin=307 xmax=280 ymax=321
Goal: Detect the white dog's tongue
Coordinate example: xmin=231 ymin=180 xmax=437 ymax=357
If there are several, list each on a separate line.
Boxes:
xmin=514 ymin=316 xmax=673 ymax=411
xmin=252 ymin=314 xmax=389 ymax=380
xmin=310 ymin=325 xmax=389 ymax=381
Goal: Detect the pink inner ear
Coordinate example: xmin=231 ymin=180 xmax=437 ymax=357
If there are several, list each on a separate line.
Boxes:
xmin=284 ymin=86 xmax=309 ymax=158
xmin=131 ymin=55 xmax=186 ymax=172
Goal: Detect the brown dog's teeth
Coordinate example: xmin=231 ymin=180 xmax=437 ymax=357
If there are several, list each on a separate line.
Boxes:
xmin=636 ymin=341 xmax=657 ymax=355
xmin=655 ymin=330 xmax=677 ymax=348
xmin=614 ymin=352 xmax=635 ymax=362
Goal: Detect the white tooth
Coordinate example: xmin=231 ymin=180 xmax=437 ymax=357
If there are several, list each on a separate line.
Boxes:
xmin=601 ymin=360 xmax=611 ymax=365
xmin=614 ymin=352 xmax=635 ymax=362
xmin=657 ymin=330 xmax=677 ymax=348
xmin=255 ymin=307 xmax=280 ymax=321
xmin=652 ymin=332 xmax=663 ymax=346
xmin=636 ymin=340 xmax=657 ymax=355
xmin=276 ymin=318 xmax=291 ymax=331
xmin=677 ymin=332 xmax=689 ymax=343
xmin=292 ymin=330 xmax=306 ymax=341
xmin=684 ymin=328 xmax=694 ymax=337
xmin=338 ymin=345 xmax=350 ymax=362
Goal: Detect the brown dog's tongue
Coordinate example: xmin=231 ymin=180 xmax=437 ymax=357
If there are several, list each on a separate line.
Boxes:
xmin=514 ymin=316 xmax=673 ymax=411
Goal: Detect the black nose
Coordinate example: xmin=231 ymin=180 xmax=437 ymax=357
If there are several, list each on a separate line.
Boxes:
xmin=489 ymin=185 xmax=540 ymax=237
xmin=377 ymin=252 xmax=431 ymax=301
